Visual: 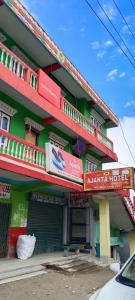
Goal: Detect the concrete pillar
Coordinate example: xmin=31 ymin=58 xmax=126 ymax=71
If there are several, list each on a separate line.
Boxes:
xmin=128 ymin=231 xmax=135 ymax=256
xmin=99 ymin=198 xmax=111 ymax=259
xmin=63 ymin=206 xmax=68 ymax=245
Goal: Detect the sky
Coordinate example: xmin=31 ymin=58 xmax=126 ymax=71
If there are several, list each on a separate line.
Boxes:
xmin=20 ymin=0 xmax=135 ymax=174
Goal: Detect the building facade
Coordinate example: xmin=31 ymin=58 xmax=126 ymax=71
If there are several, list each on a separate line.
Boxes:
xmin=0 ymin=0 xmax=134 ymax=259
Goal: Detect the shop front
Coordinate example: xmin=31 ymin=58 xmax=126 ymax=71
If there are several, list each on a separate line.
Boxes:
xmin=0 ymin=183 xmax=11 ymax=257
xmin=27 ymin=192 xmax=67 ymax=254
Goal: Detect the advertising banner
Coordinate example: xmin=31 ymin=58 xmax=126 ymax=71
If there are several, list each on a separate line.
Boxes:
xmin=46 ymin=143 xmax=83 ymax=183
xmin=38 ymin=69 xmax=61 ymax=109
xmin=84 ymin=167 xmax=134 ymax=191
xmin=0 ymin=183 xmax=11 ymax=199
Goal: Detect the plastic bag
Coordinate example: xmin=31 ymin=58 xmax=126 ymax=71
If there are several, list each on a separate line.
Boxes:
xmin=16 ymin=235 xmax=36 ymax=260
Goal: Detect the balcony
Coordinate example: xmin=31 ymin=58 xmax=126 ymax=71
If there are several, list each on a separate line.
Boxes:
xmin=0 ymin=129 xmax=83 ymax=191
xmin=0 ymin=43 xmax=116 ymax=162
xmin=0 ymin=42 xmax=38 ymax=90
xmin=0 ymin=129 xmax=45 ymax=169
xmin=62 ymin=97 xmax=113 ymax=151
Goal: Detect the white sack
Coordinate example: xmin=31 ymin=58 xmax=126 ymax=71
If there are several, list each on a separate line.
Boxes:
xmin=16 ymin=235 xmax=36 ymax=260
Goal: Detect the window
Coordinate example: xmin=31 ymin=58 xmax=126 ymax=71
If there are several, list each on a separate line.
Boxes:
xmin=116 ymin=254 xmax=135 ymax=287
xmin=49 ymin=139 xmax=64 ymax=150
xmin=90 ymin=114 xmax=101 ymax=129
xmin=86 ymin=159 xmax=97 ymax=172
xmin=0 ymin=112 xmax=10 ymax=146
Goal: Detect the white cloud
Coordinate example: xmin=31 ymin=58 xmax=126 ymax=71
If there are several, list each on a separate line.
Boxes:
xmin=99 ymin=3 xmax=117 ymax=21
xmin=119 ymin=72 xmax=126 ymax=78
xmin=96 ymin=50 xmax=106 ymax=59
xmin=107 ymin=68 xmax=118 ymax=80
xmin=58 ymin=25 xmax=72 ymax=32
xmin=91 ymin=41 xmax=101 ymax=50
xmin=104 ymin=40 xmax=113 ymax=47
xmin=125 ymin=100 xmax=135 ymax=107
xmin=103 ymin=116 xmax=135 ymax=200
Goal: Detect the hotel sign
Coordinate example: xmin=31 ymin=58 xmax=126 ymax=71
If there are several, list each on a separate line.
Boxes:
xmin=84 ymin=168 xmax=134 ymax=191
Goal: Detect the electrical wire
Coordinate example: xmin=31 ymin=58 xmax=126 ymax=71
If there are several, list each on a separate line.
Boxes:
xmin=84 ymin=0 xmax=135 ymax=69
xmin=96 ymin=0 xmax=135 ymax=63
xmin=119 ymin=121 xmax=135 ymax=165
xmin=112 ymin=0 xmax=135 ymax=42
xmin=129 ymin=0 xmax=135 ymax=12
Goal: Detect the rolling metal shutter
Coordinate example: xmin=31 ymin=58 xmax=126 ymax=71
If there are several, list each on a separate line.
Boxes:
xmin=0 ymin=203 xmax=11 ymax=257
xmin=27 ymin=200 xmax=63 ymax=254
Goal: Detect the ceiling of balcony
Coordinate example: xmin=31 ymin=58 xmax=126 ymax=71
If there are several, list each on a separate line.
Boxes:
xmin=0 ymin=3 xmax=118 ymax=128
xmin=92 ymin=191 xmax=134 ymax=231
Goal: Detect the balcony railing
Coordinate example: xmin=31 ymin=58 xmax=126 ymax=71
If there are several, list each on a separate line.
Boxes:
xmin=0 ymin=129 xmax=45 ymax=168
xmin=97 ymin=131 xmax=113 ymax=150
xmin=62 ymin=97 xmax=96 ymax=136
xmin=62 ymin=97 xmax=113 ymax=151
xmin=0 ymin=42 xmax=38 ymax=90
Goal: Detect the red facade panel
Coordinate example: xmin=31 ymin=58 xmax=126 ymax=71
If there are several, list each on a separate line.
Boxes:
xmin=38 ymin=69 xmax=61 ymax=109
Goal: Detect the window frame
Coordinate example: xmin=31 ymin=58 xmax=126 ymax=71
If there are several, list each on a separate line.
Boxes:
xmin=86 ymin=159 xmax=97 ymax=172
xmin=0 ymin=111 xmax=10 ymax=146
xmin=49 ymin=138 xmax=64 ymax=150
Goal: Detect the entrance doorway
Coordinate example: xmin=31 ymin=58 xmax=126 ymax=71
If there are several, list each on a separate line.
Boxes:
xmin=70 ymin=208 xmax=86 ymax=243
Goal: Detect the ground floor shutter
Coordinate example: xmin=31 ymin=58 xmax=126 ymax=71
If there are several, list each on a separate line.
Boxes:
xmin=27 ymin=200 xmax=63 ymax=254
xmin=0 ymin=203 xmax=11 ymax=257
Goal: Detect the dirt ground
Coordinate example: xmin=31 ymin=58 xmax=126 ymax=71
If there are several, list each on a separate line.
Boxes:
xmin=0 ymin=267 xmax=114 ymax=300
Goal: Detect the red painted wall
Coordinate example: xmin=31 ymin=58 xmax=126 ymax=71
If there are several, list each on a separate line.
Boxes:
xmin=7 ymin=227 xmax=26 ymax=257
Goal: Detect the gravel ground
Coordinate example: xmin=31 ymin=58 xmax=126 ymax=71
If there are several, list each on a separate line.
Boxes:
xmin=0 ymin=268 xmax=114 ymax=300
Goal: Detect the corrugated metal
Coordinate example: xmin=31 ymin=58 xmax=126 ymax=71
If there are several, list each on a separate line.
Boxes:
xmin=27 ymin=200 xmax=63 ymax=254
xmin=0 ymin=203 xmax=11 ymax=257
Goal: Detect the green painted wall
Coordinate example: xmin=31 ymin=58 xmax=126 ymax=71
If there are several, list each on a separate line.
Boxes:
xmin=96 ymin=220 xmax=121 ymax=246
xmin=10 ymin=191 xmax=28 ymax=227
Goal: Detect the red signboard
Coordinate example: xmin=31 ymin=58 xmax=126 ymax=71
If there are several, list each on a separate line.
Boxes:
xmin=38 ymin=69 xmax=61 ymax=108
xmin=84 ymin=168 xmax=134 ymax=191
xmin=46 ymin=143 xmax=83 ymax=183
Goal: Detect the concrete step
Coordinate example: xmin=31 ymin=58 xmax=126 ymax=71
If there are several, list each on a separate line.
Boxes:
xmin=0 ymin=265 xmax=45 ymax=280
xmin=0 ymin=270 xmax=47 ymax=285
xmin=46 ymin=258 xmax=100 ymax=274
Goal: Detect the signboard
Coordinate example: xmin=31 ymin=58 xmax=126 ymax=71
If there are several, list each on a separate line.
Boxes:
xmin=38 ymin=69 xmax=61 ymax=109
xmin=0 ymin=183 xmax=11 ymax=199
xmin=70 ymin=192 xmax=90 ymax=208
xmin=46 ymin=143 xmax=83 ymax=183
xmin=30 ymin=192 xmax=67 ymax=206
xmin=84 ymin=168 xmax=134 ymax=191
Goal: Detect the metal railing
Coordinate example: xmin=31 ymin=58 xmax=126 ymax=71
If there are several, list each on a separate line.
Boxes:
xmin=97 ymin=131 xmax=113 ymax=150
xmin=0 ymin=42 xmax=38 ymax=90
xmin=62 ymin=97 xmax=96 ymax=136
xmin=62 ymin=97 xmax=113 ymax=151
xmin=0 ymin=129 xmax=45 ymax=168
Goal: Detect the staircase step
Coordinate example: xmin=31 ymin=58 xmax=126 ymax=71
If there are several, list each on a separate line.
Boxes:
xmin=0 ymin=265 xmax=45 ymax=280
xmin=0 ymin=270 xmax=47 ymax=285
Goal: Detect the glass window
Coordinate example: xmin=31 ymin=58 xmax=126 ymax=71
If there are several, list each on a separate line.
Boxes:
xmin=0 ymin=112 xmax=10 ymax=146
xmin=116 ymin=255 xmax=135 ymax=287
xmin=86 ymin=159 xmax=97 ymax=172
xmin=49 ymin=139 xmax=64 ymax=149
xmin=90 ymin=114 xmax=101 ymax=129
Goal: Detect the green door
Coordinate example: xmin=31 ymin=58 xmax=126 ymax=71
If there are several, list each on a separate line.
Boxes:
xmin=27 ymin=200 xmax=63 ymax=254
xmin=0 ymin=203 xmax=11 ymax=257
